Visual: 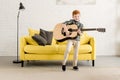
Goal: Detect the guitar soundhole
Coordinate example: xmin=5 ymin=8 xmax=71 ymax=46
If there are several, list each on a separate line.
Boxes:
xmin=61 ymin=28 xmax=72 ymax=36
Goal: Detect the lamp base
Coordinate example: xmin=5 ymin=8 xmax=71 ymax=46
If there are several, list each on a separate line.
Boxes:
xmin=13 ymin=60 xmax=22 ymax=63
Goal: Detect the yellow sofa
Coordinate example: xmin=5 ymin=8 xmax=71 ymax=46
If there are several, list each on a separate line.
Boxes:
xmin=20 ymin=28 xmax=96 ymax=67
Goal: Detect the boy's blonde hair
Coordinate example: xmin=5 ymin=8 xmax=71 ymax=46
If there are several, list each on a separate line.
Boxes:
xmin=72 ymin=10 xmax=80 ymax=16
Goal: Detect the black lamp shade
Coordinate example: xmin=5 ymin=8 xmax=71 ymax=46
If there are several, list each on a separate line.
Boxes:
xmin=19 ymin=2 xmax=25 ymax=10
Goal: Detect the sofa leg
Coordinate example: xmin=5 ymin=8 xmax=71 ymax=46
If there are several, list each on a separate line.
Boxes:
xmin=92 ymin=60 xmax=95 ymax=67
xmin=21 ymin=61 xmax=24 ymax=67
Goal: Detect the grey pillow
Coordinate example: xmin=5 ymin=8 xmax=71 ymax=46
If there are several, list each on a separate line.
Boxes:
xmin=39 ymin=29 xmax=53 ymax=45
xmin=32 ymin=34 xmax=47 ymax=46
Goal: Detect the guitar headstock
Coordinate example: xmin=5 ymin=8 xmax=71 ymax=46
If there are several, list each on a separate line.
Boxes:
xmin=97 ymin=28 xmax=106 ymax=32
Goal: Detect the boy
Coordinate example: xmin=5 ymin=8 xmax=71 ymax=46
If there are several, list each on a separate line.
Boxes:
xmin=62 ymin=10 xmax=84 ymax=71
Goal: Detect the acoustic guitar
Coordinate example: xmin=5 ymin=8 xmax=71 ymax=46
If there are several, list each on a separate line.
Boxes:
xmin=53 ymin=23 xmax=106 ymax=42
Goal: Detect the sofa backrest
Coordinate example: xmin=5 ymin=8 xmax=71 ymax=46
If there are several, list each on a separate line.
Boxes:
xmin=56 ymin=32 xmax=90 ymax=45
xmin=28 ymin=28 xmax=39 ymax=36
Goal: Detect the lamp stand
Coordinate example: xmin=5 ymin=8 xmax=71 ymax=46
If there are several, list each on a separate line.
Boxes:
xmin=13 ymin=10 xmax=22 ymax=63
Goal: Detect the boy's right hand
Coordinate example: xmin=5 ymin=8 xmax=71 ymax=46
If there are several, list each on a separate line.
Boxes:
xmin=65 ymin=31 xmax=70 ymax=37
xmin=62 ymin=24 xmax=69 ymax=37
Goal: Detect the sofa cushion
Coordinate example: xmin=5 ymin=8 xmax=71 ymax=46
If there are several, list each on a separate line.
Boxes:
xmin=28 ymin=28 xmax=56 ymax=45
xmin=25 ymin=36 xmax=38 ymax=45
xmin=32 ymin=34 xmax=47 ymax=46
xmin=40 ymin=29 xmax=53 ymax=45
xmin=57 ymin=44 xmax=92 ymax=54
xmin=24 ymin=45 xmax=58 ymax=55
xmin=28 ymin=28 xmax=39 ymax=36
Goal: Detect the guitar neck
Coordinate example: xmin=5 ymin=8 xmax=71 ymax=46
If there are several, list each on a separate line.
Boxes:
xmin=68 ymin=28 xmax=105 ymax=32
xmin=71 ymin=28 xmax=97 ymax=31
xmin=81 ymin=28 xmax=97 ymax=31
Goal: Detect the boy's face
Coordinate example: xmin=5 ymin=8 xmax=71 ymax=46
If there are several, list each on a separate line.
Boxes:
xmin=72 ymin=14 xmax=80 ymax=21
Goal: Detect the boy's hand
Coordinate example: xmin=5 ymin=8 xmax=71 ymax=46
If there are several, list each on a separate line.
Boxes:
xmin=77 ymin=29 xmax=82 ymax=35
xmin=62 ymin=24 xmax=70 ymax=37
xmin=66 ymin=31 xmax=70 ymax=37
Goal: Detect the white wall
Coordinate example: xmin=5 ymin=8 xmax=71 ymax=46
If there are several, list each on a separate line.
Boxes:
xmin=0 ymin=0 xmax=119 ymax=56
xmin=116 ymin=0 xmax=120 ymax=55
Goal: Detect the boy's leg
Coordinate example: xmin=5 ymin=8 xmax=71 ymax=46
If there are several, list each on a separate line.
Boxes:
xmin=73 ymin=41 xmax=80 ymax=67
xmin=62 ymin=40 xmax=73 ymax=65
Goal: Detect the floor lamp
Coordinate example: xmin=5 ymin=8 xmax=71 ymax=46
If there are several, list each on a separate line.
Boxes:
xmin=13 ymin=2 xmax=25 ymax=63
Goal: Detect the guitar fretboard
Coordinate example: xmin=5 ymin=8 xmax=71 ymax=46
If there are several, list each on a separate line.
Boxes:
xmin=69 ymin=28 xmax=97 ymax=31
xmin=81 ymin=28 xmax=97 ymax=31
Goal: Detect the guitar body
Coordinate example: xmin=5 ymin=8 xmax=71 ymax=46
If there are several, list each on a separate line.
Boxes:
xmin=53 ymin=23 xmax=78 ymax=42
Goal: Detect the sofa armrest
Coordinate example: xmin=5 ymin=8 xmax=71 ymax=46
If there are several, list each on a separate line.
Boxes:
xmin=89 ymin=37 xmax=96 ymax=60
xmin=19 ymin=36 xmax=27 ymax=60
